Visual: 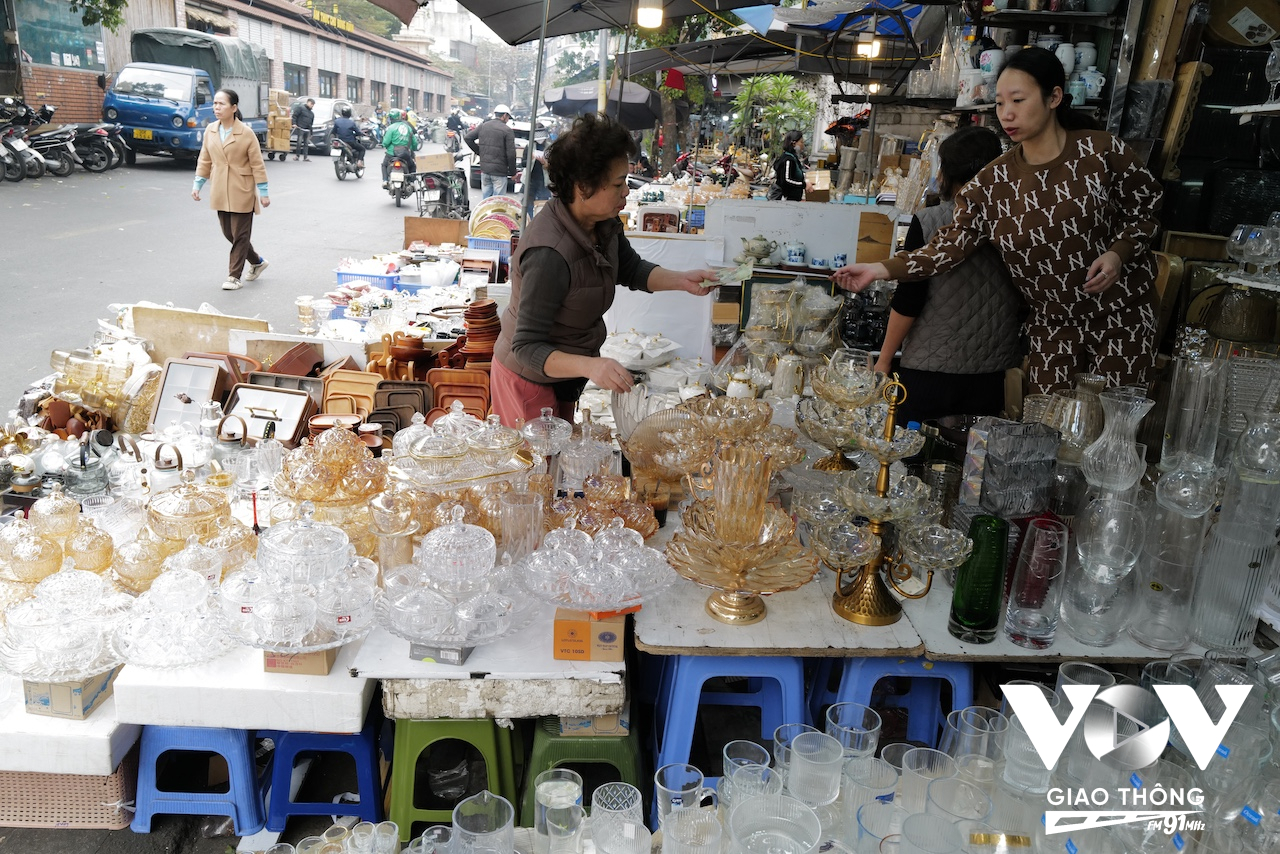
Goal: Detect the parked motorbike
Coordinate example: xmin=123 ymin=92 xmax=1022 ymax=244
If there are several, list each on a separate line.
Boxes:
xmin=8 ymin=99 xmax=119 ymax=173
xmin=0 ymin=101 xmax=79 ymax=177
xmin=0 ymin=125 xmax=46 ymax=180
xmin=0 ymin=143 xmax=17 ymax=183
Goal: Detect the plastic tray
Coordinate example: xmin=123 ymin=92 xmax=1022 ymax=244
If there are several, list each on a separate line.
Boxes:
xmin=334 ymin=268 xmax=400 ymax=289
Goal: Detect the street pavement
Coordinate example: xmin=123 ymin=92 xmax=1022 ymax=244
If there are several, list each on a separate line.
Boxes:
xmin=0 ymin=141 xmax=473 ymax=414
xmin=0 ymin=141 xmax=475 ymax=852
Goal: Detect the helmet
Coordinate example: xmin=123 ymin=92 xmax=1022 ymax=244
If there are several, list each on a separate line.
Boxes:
xmin=340 ymin=105 xmax=352 ymax=118
xmin=494 ymin=104 xmax=511 ymax=117
xmin=387 ymin=109 xmax=403 ymax=122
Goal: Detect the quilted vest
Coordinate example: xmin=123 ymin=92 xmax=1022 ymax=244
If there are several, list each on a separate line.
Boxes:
xmin=494 ymin=198 xmax=621 ymax=385
xmin=899 ymin=201 xmax=1024 ymax=375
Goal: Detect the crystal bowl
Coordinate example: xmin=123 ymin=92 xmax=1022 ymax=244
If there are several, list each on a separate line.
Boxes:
xmin=901 ymin=524 xmax=973 ymax=571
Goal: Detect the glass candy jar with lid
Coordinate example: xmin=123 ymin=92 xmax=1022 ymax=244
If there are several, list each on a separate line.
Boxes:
xmin=64 ymin=518 xmax=114 ymax=574
xmin=409 ymin=430 xmax=469 ymax=478
xmin=393 ymin=412 xmax=434 ymax=459
xmin=314 ymin=425 xmax=369 ymax=470
xmin=467 ymin=415 xmax=524 ymax=469
xmin=111 ymin=527 xmax=167 ymax=593
xmin=29 ymin=483 xmax=81 ymax=545
xmin=146 ymin=471 xmax=230 ymax=546
xmin=433 ymin=400 xmax=484 ymax=440
xmin=203 ymin=515 xmax=256 ymax=574
xmin=162 ymin=534 xmax=226 ymax=585
xmin=256 ymin=502 xmax=350 ymax=586
xmin=522 ymin=407 xmax=572 ymax=458
xmin=418 ymin=505 xmax=497 ymax=588
xmin=2 ymin=518 xmax=63 ymax=583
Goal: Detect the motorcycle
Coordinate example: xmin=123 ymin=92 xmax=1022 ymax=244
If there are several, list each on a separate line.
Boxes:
xmin=331 ymin=129 xmax=376 ymax=181
xmin=0 ymin=124 xmax=46 ymax=180
xmin=9 ymin=99 xmax=119 ymax=173
xmin=444 ymin=128 xmax=461 ymax=153
xmin=0 ymin=99 xmax=79 ymax=177
xmin=386 ymin=153 xmax=417 ymax=207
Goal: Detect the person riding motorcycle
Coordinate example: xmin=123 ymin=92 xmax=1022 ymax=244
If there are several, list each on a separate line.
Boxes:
xmin=447 ymin=108 xmax=466 ymax=133
xmin=381 ymin=108 xmax=420 ymax=188
xmin=332 ymin=105 xmax=365 ymax=169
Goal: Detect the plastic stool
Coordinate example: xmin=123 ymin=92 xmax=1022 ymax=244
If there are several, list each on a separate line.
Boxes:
xmin=131 ymin=725 xmax=269 ymax=836
xmin=388 ymin=718 xmax=518 ymax=842
xmin=807 ymin=657 xmax=974 ymax=747
xmin=653 ymin=655 xmax=807 ymax=783
xmin=265 ymin=708 xmax=384 ymax=832
xmin=520 ymin=716 xmax=644 ymax=826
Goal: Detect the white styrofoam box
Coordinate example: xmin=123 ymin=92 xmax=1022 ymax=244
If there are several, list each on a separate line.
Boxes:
xmin=0 ymin=675 xmax=141 ymax=775
xmin=113 ymin=642 xmax=374 ymax=733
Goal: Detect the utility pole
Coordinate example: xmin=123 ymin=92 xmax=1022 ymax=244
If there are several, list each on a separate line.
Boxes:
xmin=596 ymin=29 xmax=608 ymax=114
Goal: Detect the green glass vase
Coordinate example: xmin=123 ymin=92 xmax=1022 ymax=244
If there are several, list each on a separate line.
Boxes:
xmin=948 ymin=515 xmax=1009 ymax=643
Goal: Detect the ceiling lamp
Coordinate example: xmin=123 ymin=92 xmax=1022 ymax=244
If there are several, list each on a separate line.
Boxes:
xmin=638 ymin=0 xmax=663 ymax=29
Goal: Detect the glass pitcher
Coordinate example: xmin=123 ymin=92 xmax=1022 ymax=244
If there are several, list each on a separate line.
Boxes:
xmin=453 ymin=791 xmax=515 ymax=854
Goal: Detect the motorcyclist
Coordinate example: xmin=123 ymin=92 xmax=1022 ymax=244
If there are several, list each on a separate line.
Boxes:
xmin=332 ymin=105 xmax=364 ymax=169
xmin=447 ymin=108 xmax=466 ymax=133
xmin=381 ymin=108 xmax=419 ymax=188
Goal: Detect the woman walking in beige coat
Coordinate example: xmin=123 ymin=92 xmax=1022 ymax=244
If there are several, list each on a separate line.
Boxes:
xmin=192 ymin=89 xmax=271 ymax=291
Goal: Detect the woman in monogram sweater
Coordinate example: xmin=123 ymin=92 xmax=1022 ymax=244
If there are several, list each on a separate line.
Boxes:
xmin=833 ymin=48 xmax=1163 ymax=394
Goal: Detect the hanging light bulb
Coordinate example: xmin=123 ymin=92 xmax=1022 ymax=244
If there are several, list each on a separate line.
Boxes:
xmin=638 ymin=0 xmax=663 ymax=29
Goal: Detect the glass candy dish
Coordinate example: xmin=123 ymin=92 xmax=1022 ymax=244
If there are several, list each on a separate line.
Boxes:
xmin=900 ymin=525 xmax=973 ymax=573
xmin=845 ymin=404 xmax=927 ymax=463
xmin=467 ymin=415 xmax=525 ymax=469
xmin=810 ymin=364 xmax=884 ymax=409
xmin=113 ymin=568 xmax=236 ymax=668
xmin=838 ymin=469 xmax=930 ymax=521
xmin=377 ymin=557 xmax=542 ymax=647
xmin=0 ymin=591 xmax=123 ymax=682
xmin=755 ymin=424 xmax=806 ymax=471
xmin=621 ymin=407 xmax=714 ymax=484
xmin=665 ymin=500 xmax=820 ymax=624
xmin=519 ymin=520 xmax=676 ymax=612
xmin=522 ymin=407 xmax=573 ymax=457
xmin=257 ymin=503 xmax=351 ymax=586
xmin=811 ymin=521 xmax=882 ymax=573
xmin=682 ymin=396 xmax=774 ymax=442
xmin=793 ymin=397 xmax=860 ymax=472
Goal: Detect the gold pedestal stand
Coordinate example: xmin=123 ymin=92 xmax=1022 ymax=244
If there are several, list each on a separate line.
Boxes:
xmin=831 ymin=380 xmax=934 ymax=625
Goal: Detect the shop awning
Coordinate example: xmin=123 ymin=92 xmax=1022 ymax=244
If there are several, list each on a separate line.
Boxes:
xmin=185 ymin=7 xmax=234 ymax=30
xmin=544 ymin=80 xmax=663 ymax=130
xmin=616 ymin=32 xmax=834 ymax=77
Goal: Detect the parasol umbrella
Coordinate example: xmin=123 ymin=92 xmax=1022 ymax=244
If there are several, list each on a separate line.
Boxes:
xmin=543 ymin=81 xmax=663 ymax=131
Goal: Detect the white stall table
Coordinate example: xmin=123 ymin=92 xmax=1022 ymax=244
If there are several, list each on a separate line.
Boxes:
xmin=352 ymin=609 xmax=626 ymax=720
xmin=0 ymin=675 xmax=141 ymax=775
xmin=113 ymin=642 xmax=374 ymax=733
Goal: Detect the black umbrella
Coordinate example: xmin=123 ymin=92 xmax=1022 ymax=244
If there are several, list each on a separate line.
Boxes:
xmin=543 ymin=81 xmax=663 ymax=131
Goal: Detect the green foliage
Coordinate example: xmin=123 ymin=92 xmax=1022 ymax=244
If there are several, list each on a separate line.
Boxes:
xmin=732 ymin=75 xmax=816 ymax=154
xmin=68 ymin=0 xmax=127 ymax=30
xmin=328 ymin=0 xmax=402 ymax=39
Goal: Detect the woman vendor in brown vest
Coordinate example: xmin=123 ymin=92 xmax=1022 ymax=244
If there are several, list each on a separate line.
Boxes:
xmin=833 ymin=48 xmax=1163 ymax=395
xmin=492 ymin=114 xmax=716 ymax=426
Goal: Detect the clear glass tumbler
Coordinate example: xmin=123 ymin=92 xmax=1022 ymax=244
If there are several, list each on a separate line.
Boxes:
xmin=1003 ymin=517 xmax=1070 ymax=649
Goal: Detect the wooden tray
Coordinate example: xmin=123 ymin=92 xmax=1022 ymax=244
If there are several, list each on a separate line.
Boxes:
xmin=224 ymin=383 xmax=315 ymax=447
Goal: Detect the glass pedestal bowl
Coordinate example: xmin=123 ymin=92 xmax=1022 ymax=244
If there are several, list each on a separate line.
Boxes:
xmin=794 ymin=397 xmax=860 ymax=472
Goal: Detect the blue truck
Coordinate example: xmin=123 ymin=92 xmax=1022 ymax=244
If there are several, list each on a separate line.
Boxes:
xmin=102 ymin=28 xmax=269 ymax=163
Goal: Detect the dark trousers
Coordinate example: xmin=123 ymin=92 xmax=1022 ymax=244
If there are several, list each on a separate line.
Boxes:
xmin=217 ymin=210 xmax=262 ymax=280
xmin=892 ymin=366 xmax=1006 ymax=427
xmin=294 ymin=128 xmax=312 ymax=157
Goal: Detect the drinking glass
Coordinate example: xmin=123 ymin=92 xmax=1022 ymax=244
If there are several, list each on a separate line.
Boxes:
xmin=1140 ymin=660 xmax=1196 ymax=690
xmin=348 ymin=822 xmax=376 ymax=853
xmin=661 ymin=807 xmax=722 ymax=854
xmin=727 ymin=763 xmax=784 ymax=812
xmin=453 ymin=790 xmax=516 ymax=854
xmin=925 ymin=776 xmax=993 ymax=823
xmin=842 ymin=756 xmax=898 ymax=837
xmin=825 ymin=702 xmax=882 ymax=758
xmin=265 ymin=844 xmax=296 ymax=854
xmin=938 ymin=707 xmax=1005 ymax=764
xmin=1055 ymin=661 xmax=1115 ymax=698
xmin=295 ymin=837 xmax=324 ymax=854
xmin=321 ymin=825 xmax=349 ymax=847
xmin=594 ymin=819 xmax=651 ymax=854
xmin=654 ymin=764 xmax=717 ymax=828
xmin=499 ymin=491 xmax=543 ymax=561
xmin=1227 ymin=224 xmax=1252 ymax=272
xmin=899 ymin=812 xmax=963 ymax=854
xmin=374 ymin=821 xmax=400 ymax=854
xmin=534 ymin=769 xmax=582 ymax=854
xmin=999 ymin=715 xmax=1052 ymax=794
xmin=1003 ymin=518 xmax=1069 ymax=649
xmin=720 ymin=739 xmax=771 ymax=813
xmin=590 ymin=781 xmax=644 ymax=826
xmin=1266 ymin=38 xmax=1280 ymax=102
xmin=773 ymin=723 xmax=818 ymax=771
xmin=727 ymin=794 xmax=823 ymax=854
xmin=880 ymin=742 xmax=912 ymax=770
xmin=545 ymin=803 xmax=585 ymax=854
xmin=855 ymin=801 xmax=908 ymax=854
xmin=785 ymin=731 xmax=844 ymax=808
xmin=897 ymin=748 xmax=957 ymax=814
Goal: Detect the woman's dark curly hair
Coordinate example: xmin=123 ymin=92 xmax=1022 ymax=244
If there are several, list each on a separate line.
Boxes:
xmin=545 ymin=113 xmax=637 ymax=203
xmin=936 ymin=126 xmax=1003 ymax=199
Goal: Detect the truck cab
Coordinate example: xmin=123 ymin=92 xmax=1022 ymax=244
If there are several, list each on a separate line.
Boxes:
xmin=104 ymin=28 xmax=269 ymax=161
xmin=102 ymin=63 xmax=224 ymax=159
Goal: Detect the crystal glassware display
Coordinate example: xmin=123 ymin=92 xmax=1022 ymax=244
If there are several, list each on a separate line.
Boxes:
xmin=467 ymin=415 xmax=525 ymax=469
xmin=1158 ymin=356 xmax=1226 ymax=471
xmin=0 ymin=569 xmax=126 ymax=681
xmin=114 ymin=567 xmax=235 ymax=668
xmin=793 ymin=396 xmax=861 ymax=472
xmin=519 ymin=519 xmax=675 ymax=612
xmin=1060 ymin=499 xmax=1147 ymax=647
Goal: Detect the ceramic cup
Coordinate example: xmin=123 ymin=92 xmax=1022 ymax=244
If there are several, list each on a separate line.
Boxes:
xmin=810 ymin=258 xmax=829 ymax=269
xmin=833 ymin=252 xmax=848 ymax=267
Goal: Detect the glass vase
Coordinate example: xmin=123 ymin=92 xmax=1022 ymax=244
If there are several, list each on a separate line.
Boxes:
xmin=1129 ymin=458 xmax=1216 ymax=651
xmin=1060 ymin=499 xmax=1146 ymax=647
xmin=1081 ymin=388 xmax=1154 ymax=491
xmin=713 ymin=444 xmax=773 ymax=546
xmin=1191 ymin=413 xmax=1280 ymax=651
xmin=948 ymin=515 xmax=1009 ymax=643
xmin=1158 ymin=356 xmax=1226 ymax=472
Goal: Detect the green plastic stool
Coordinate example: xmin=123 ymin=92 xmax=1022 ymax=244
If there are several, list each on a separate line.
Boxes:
xmin=389 ymin=718 xmax=518 ymax=842
xmin=520 ymin=716 xmax=644 ymax=826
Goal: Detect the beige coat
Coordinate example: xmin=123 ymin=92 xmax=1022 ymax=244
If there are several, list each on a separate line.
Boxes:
xmin=196 ymin=119 xmax=268 ymax=214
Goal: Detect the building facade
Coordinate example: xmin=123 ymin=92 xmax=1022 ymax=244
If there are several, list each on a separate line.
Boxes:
xmin=8 ymin=0 xmax=452 ymax=122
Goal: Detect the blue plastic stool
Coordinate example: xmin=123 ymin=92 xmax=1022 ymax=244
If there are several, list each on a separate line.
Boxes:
xmin=807 ymin=657 xmax=974 ymax=747
xmin=264 ymin=708 xmax=384 ymax=832
xmin=131 ymin=725 xmax=269 ymax=836
xmin=650 ymin=654 xmax=807 ymax=823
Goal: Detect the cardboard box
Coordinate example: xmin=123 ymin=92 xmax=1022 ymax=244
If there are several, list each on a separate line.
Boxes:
xmin=805 ymin=169 xmax=831 ymax=191
xmin=417 ymin=152 xmax=459 ymax=174
xmin=712 ymin=301 xmax=742 ymax=326
xmin=877 ymin=154 xmax=918 ymax=175
xmin=559 ymin=698 xmax=632 ymax=737
xmin=554 ymin=608 xmax=625 ymax=662
xmin=806 ymin=189 xmax=831 ymax=203
xmin=1207 ymin=0 xmax=1280 ymax=46
xmin=263 ymin=648 xmax=338 ymax=675
xmin=404 ymin=216 xmax=469 ymax=249
xmin=23 ymin=666 xmax=121 ymax=720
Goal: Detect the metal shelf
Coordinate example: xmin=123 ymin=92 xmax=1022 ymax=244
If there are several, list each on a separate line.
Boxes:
xmin=1218 ymin=272 xmax=1280 ymax=294
xmin=982 ymin=8 xmax=1116 ymax=24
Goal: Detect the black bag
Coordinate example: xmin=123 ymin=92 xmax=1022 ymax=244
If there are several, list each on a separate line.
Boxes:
xmin=766 ymin=184 xmax=784 ymax=201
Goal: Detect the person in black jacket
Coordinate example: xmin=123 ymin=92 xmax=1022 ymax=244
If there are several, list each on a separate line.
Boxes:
xmin=770 ymin=130 xmax=811 ymax=201
xmin=291 ymin=99 xmax=315 ymax=161
xmin=331 ymin=105 xmax=364 ymax=169
xmin=465 ymin=104 xmax=517 ymax=198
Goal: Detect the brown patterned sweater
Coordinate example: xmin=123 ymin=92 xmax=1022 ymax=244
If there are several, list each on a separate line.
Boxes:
xmin=882 ymin=129 xmax=1162 ymax=326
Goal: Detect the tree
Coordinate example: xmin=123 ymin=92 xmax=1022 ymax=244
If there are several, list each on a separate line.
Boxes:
xmin=68 ymin=0 xmax=127 ymax=30
xmin=732 ymin=75 xmax=817 ymax=156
